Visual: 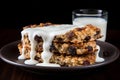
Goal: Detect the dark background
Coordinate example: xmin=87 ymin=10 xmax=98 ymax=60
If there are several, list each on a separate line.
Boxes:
xmin=0 ymin=1 xmax=120 ymax=30
xmin=0 ymin=1 xmax=120 ymax=80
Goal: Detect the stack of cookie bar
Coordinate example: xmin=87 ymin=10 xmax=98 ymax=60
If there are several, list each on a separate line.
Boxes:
xmin=18 ymin=23 xmax=102 ymax=67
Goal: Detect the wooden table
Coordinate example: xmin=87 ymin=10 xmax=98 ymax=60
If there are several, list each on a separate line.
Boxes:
xmin=0 ymin=29 xmax=120 ymax=80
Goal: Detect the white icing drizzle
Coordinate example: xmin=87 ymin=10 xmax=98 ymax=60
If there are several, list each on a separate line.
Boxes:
xmin=24 ymin=30 xmax=38 ymax=65
xmin=18 ymin=25 xmax=79 ymax=67
xmin=18 ymin=32 xmax=26 ymax=59
xmin=95 ymin=45 xmax=104 ymax=62
xmin=18 ymin=24 xmax=104 ymax=67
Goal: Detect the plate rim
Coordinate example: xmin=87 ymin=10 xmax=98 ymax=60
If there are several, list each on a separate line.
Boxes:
xmin=0 ymin=40 xmax=120 ymax=70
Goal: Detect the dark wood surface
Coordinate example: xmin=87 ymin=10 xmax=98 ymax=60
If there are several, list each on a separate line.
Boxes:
xmin=0 ymin=29 xmax=120 ymax=80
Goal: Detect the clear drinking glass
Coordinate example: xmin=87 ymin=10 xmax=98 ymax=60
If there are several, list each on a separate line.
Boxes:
xmin=72 ymin=9 xmax=108 ymax=41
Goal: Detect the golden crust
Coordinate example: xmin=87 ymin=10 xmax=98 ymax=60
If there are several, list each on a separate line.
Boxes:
xmin=18 ymin=23 xmax=102 ymax=67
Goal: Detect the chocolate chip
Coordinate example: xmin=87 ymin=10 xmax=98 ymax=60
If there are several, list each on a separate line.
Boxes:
xmin=56 ymin=37 xmax=63 ymax=43
xmin=34 ymin=35 xmax=42 ymax=42
xmin=86 ymin=46 xmax=93 ymax=51
xmin=68 ymin=46 xmax=76 ymax=55
xmin=83 ymin=60 xmax=90 ymax=65
xmin=67 ymin=31 xmax=75 ymax=40
xmin=84 ymin=36 xmax=91 ymax=42
xmin=49 ymin=44 xmax=57 ymax=52
xmin=34 ymin=56 xmax=40 ymax=61
xmin=96 ymin=31 xmax=100 ymax=35
xmin=94 ymin=31 xmax=100 ymax=36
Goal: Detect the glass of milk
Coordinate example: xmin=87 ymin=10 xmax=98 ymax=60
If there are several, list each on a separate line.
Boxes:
xmin=72 ymin=9 xmax=108 ymax=41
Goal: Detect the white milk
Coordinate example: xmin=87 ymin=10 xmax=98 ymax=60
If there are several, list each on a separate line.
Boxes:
xmin=73 ymin=17 xmax=107 ymax=41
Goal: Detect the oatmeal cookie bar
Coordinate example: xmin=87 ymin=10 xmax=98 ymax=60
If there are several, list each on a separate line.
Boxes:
xmin=18 ymin=23 xmax=102 ymax=67
xmin=23 ymin=23 xmax=102 ymax=43
xmin=53 ymin=24 xmax=102 ymax=43
xmin=34 ymin=52 xmax=96 ymax=67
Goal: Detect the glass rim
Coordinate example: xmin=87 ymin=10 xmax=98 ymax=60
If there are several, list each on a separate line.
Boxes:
xmin=72 ymin=9 xmax=108 ymax=16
